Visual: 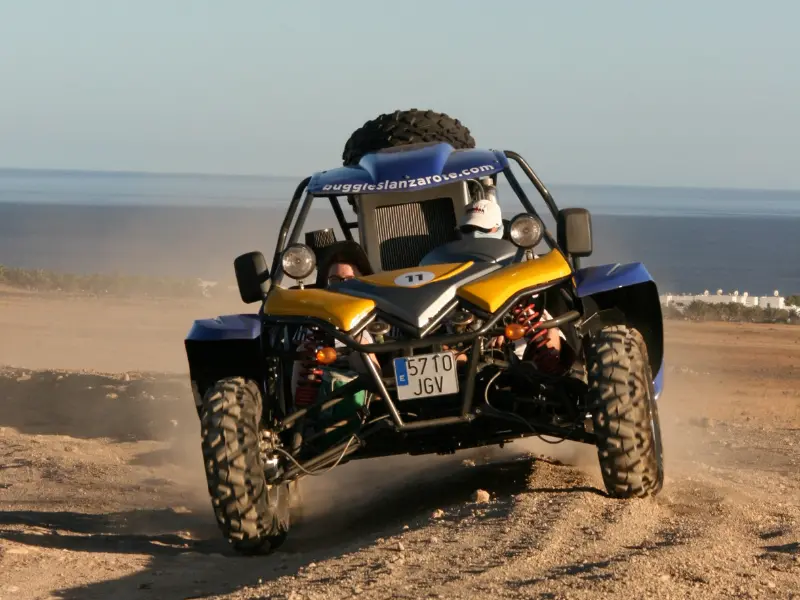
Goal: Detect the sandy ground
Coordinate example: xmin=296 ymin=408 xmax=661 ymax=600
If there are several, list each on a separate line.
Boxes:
xmin=0 ymin=287 xmax=798 ymax=599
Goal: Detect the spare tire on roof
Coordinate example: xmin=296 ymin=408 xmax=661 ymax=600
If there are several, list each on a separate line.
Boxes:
xmin=341 ymin=109 xmax=476 ymax=166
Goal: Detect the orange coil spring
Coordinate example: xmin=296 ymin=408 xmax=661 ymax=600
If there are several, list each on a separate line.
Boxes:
xmin=295 ymin=335 xmax=324 ymax=406
xmin=511 ymin=301 xmax=562 ymax=374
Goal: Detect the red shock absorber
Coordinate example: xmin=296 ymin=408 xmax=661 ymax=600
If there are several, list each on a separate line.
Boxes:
xmin=510 ymin=299 xmax=563 ymax=375
xmin=294 ymin=332 xmax=324 ymax=407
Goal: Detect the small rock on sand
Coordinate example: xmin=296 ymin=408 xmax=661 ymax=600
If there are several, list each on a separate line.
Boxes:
xmin=472 ymin=489 xmax=490 ymax=503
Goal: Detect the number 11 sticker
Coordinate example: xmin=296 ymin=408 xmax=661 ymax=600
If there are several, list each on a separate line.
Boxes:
xmin=393 ymin=270 xmax=435 ymax=287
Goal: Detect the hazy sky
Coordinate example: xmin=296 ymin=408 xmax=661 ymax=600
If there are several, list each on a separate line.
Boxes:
xmin=1 ymin=0 xmax=797 ymax=189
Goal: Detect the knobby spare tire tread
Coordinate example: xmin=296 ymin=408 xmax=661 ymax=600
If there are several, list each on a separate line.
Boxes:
xmin=199 ymin=376 xmax=289 ymax=554
xmin=342 ymin=109 xmax=476 ymax=166
xmin=586 ymin=325 xmax=664 ymax=498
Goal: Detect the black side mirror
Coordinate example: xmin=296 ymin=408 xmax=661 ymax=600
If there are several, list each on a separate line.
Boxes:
xmin=557 ymin=208 xmax=593 ymax=257
xmin=234 ymin=251 xmax=271 ymax=304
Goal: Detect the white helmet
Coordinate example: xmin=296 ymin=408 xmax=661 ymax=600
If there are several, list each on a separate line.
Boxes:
xmin=459 ymin=199 xmax=504 ymax=239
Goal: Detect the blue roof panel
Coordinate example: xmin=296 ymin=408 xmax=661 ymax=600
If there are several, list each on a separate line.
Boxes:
xmin=307 ymin=143 xmax=508 ymax=195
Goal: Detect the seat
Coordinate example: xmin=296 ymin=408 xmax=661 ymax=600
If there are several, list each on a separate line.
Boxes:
xmin=355 ymin=181 xmax=473 ymax=272
xmin=502 ymin=218 xmax=511 ymax=240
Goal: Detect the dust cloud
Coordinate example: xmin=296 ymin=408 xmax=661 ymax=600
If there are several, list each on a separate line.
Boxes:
xmin=9 ymin=204 xmax=350 ymax=284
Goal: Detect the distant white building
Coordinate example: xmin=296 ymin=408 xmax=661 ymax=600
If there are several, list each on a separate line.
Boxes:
xmin=660 ymin=289 xmax=789 ymax=310
xmin=758 ymin=293 xmax=786 ymax=310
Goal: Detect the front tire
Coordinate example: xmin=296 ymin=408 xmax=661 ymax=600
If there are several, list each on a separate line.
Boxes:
xmin=199 ymin=376 xmax=290 ymax=554
xmin=586 ymin=325 xmax=664 ymax=498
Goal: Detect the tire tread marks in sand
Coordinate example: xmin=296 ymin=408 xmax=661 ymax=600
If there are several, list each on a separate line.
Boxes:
xmin=587 ymin=325 xmax=664 ymax=498
xmin=341 ymin=109 xmax=476 ymax=166
xmin=407 ymin=463 xmax=610 ymax=596
xmin=402 ymin=463 xmax=601 ymax=594
xmin=199 ymin=376 xmax=289 ymax=554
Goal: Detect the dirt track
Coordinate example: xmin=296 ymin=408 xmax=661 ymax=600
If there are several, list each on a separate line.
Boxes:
xmin=0 ymin=288 xmax=798 ymax=599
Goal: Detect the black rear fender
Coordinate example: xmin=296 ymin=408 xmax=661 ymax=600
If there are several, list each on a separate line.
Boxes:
xmin=184 ymin=314 xmax=266 ymax=415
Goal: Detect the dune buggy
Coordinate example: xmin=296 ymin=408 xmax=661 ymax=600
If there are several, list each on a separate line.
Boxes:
xmin=184 ymin=109 xmax=666 ymax=554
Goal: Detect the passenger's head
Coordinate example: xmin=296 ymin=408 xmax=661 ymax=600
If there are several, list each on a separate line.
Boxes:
xmin=459 ymin=199 xmax=504 ymax=240
xmin=326 ymin=261 xmax=361 ymax=286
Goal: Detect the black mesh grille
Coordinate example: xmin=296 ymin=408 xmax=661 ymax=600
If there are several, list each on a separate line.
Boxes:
xmin=374 ymin=198 xmax=458 ymax=271
xmin=304 ymin=228 xmax=337 ymax=253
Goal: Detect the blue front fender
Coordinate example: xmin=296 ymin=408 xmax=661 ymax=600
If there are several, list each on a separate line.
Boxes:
xmin=574 ymin=262 xmax=655 ymax=297
xmin=185 ymin=314 xmax=261 ymax=342
xmin=574 ymin=262 xmax=665 ymax=401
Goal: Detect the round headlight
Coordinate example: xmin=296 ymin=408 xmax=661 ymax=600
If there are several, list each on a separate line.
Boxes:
xmin=281 ymin=244 xmax=316 ymax=280
xmin=509 ymin=214 xmax=544 ymax=249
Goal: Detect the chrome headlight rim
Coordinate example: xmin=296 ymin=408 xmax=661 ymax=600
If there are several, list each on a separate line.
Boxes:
xmin=281 ymin=243 xmax=316 ymax=281
xmin=509 ymin=213 xmax=545 ymax=249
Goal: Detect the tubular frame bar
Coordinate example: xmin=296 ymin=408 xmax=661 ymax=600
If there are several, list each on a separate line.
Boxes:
xmin=271 ymin=177 xmax=311 ymax=278
xmin=263 ymin=282 xmax=579 ymax=354
xmin=504 ymin=150 xmax=561 ymax=221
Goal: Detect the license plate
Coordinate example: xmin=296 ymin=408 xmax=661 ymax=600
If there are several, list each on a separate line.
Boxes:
xmin=392 ymin=351 xmax=459 ymax=400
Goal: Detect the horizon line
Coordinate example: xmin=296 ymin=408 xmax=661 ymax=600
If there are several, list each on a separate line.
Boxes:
xmin=1 ymin=165 xmax=799 ymax=195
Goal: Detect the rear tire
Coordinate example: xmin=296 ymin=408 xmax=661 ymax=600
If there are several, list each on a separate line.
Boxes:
xmin=585 ymin=325 xmax=664 ymax=498
xmin=199 ymin=376 xmax=290 ymax=554
xmin=342 ymin=109 xmax=476 ymax=166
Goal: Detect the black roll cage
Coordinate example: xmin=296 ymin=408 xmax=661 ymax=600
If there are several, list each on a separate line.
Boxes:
xmin=270 ymin=150 xmax=577 ymax=279
xmin=260 ymin=150 xmax=594 ymax=446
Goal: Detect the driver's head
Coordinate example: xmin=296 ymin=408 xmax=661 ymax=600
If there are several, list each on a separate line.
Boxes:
xmin=315 ymin=240 xmax=373 ymax=288
xmin=327 ymin=261 xmax=360 ymax=286
xmin=459 ymin=199 xmax=504 ymax=239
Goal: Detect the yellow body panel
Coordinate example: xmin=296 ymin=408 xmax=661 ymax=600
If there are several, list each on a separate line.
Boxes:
xmin=358 ymin=262 xmax=473 ymax=287
xmin=457 ymin=251 xmax=573 ymax=313
xmin=265 ymin=287 xmax=375 ymax=331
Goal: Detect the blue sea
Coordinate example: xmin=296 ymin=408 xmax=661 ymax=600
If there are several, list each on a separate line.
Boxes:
xmin=1 ymin=168 xmax=799 ymax=297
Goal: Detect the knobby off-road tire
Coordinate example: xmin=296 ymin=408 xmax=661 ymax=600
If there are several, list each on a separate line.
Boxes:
xmin=341 ymin=109 xmax=476 ymax=166
xmin=586 ymin=325 xmax=664 ymax=498
xmin=200 ymin=376 xmax=290 ymax=554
